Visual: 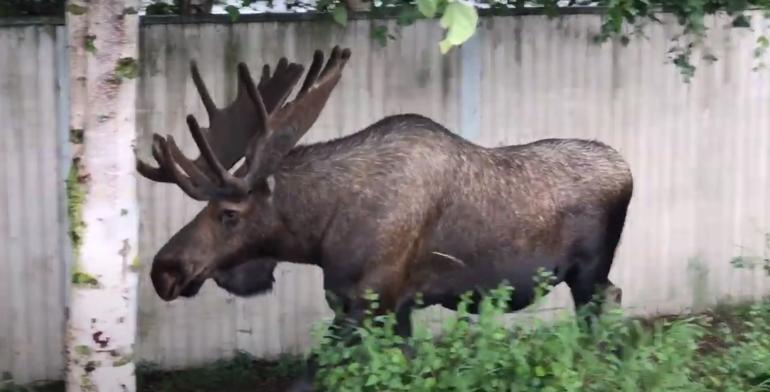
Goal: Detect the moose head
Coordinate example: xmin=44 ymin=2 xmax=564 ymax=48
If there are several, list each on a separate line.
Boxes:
xmin=136 ymin=47 xmax=351 ymax=301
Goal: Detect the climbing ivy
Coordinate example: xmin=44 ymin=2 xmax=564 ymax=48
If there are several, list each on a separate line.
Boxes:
xmin=299 ymin=0 xmax=476 ymax=52
xmin=4 ymin=0 xmax=769 ymax=77
xmin=232 ymin=0 xmax=769 ymax=77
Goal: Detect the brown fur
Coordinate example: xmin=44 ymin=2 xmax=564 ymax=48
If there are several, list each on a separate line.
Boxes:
xmin=151 ymin=112 xmax=632 ymax=313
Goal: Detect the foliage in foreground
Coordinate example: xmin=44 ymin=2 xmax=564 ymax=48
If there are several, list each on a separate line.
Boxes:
xmin=311 ymin=284 xmax=770 ymax=391
xmin=1 ymin=293 xmax=768 ymax=392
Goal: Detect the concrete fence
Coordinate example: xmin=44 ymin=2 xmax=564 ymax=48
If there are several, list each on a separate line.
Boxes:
xmin=1 ymin=11 xmax=770 ymax=383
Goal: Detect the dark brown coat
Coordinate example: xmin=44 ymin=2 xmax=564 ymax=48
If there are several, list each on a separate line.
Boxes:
xmin=207 ymin=114 xmax=632 ymax=319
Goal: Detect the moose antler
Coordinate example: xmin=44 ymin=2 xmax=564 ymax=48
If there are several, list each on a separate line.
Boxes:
xmin=238 ymin=46 xmax=352 ymax=186
xmin=138 ymin=46 xmax=351 ymax=200
xmin=136 ymin=55 xmax=306 ymax=199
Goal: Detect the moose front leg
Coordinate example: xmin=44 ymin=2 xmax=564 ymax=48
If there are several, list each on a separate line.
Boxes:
xmin=291 ymin=283 xmax=417 ymax=391
xmin=288 ymin=292 xmax=372 ymax=392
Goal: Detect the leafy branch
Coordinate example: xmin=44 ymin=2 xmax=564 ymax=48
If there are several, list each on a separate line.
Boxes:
xmin=5 ymin=1 xmax=768 ymax=77
xmin=206 ymin=0 xmax=769 ymax=78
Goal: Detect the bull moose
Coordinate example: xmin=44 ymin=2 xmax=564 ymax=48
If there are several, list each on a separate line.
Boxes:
xmin=136 ymin=46 xmax=633 ymax=389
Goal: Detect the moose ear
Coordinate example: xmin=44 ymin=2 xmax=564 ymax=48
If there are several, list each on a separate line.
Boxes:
xmin=266 ymin=175 xmax=276 ymax=193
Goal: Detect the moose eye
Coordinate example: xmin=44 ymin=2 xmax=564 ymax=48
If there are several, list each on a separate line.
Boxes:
xmin=219 ymin=209 xmax=239 ymax=227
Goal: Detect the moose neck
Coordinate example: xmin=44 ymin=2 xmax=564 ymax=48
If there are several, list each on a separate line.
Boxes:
xmin=253 ymin=141 xmax=355 ymax=267
xmin=251 ymin=176 xmax=331 ymax=267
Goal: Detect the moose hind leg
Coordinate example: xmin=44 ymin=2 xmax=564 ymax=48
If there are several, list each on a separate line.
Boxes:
xmin=567 ymin=202 xmax=628 ymax=330
xmin=566 ymin=247 xmax=624 ymax=329
xmin=289 ymin=291 xmax=397 ymax=392
xmin=567 ymin=268 xmax=622 ymax=330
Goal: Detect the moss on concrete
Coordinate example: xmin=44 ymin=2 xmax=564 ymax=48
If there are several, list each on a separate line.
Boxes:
xmin=66 ymin=163 xmax=85 ymax=265
xmin=114 ymin=57 xmax=138 ymax=80
xmin=129 ymin=256 xmax=141 ymax=273
xmin=74 ymin=345 xmax=91 ymax=356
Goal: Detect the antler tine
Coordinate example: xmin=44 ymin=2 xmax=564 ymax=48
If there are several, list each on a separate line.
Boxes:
xmin=136 ymin=157 xmax=170 ymax=183
xmin=253 ymin=60 xmax=305 ymax=113
xmin=258 ymin=64 xmax=271 ymax=89
xmin=164 ymin=134 xmax=219 ymax=190
xmin=137 ymin=51 xmax=341 ymax=200
xmin=138 ymin=56 xmax=309 ymax=199
xmin=158 ymin=137 xmax=211 ymax=201
xmin=186 ymin=115 xmax=227 ymax=175
xmin=298 ymin=50 xmax=325 ymax=96
xmin=273 ymin=58 xmax=289 ymax=79
xmin=278 ymin=46 xmax=351 ymax=133
xmin=190 ymin=61 xmax=218 ymax=117
xmin=237 ymin=46 xmax=352 ymax=188
xmin=241 ymin=74 xmax=270 ymax=136
xmin=319 ymin=46 xmax=343 ymax=80
xmin=185 ymin=114 xmax=250 ymax=194
xmin=135 ymin=134 xmax=188 ymax=184
xmin=136 ymin=135 xmax=171 ymax=182
xmin=136 ymin=130 xmax=216 ymax=187
xmin=138 ymin=117 xmax=248 ymax=199
xmin=134 ymin=129 xmax=223 ymax=199
xmin=250 ymin=58 xmax=298 ymax=110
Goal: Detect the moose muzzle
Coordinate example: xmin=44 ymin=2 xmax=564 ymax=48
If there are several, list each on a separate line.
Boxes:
xmin=150 ymin=256 xmax=209 ymax=301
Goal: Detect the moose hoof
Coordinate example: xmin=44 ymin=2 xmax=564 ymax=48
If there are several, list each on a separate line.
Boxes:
xmin=602 ymin=284 xmax=623 ymax=312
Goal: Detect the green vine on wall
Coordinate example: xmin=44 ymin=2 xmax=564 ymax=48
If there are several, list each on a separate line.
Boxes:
xmin=184 ymin=0 xmax=770 ymax=80
xmin=3 ymin=0 xmax=769 ymax=79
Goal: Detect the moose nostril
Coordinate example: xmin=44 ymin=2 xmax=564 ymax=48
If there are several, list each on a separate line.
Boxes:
xmin=150 ymin=261 xmax=184 ymax=300
xmin=160 ymin=269 xmax=176 ymax=283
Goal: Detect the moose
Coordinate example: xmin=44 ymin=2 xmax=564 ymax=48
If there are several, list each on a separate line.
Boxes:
xmin=136 ymin=46 xmax=633 ymax=389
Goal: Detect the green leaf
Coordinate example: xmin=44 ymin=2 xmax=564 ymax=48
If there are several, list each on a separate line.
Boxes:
xmin=365 ymin=374 xmax=379 ymax=386
xmin=332 ymin=5 xmax=348 ymax=27
xmin=397 ymin=6 xmax=421 ymax=26
xmin=66 ymin=3 xmax=87 ymax=15
xmin=145 ymin=2 xmax=178 ymax=15
xmin=620 ymin=35 xmax=630 ymax=46
xmin=225 ymin=5 xmax=240 ymax=22
xmin=130 ymin=257 xmax=141 ymax=273
xmin=438 ymin=1 xmax=478 ymax=54
xmin=417 ymin=0 xmax=438 ymax=18
xmin=732 ymin=14 xmax=751 ymax=28
xmin=757 ymin=35 xmax=769 ymax=48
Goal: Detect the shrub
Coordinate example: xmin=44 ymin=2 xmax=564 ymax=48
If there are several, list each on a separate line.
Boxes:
xmin=311 ymin=280 xmax=770 ymax=392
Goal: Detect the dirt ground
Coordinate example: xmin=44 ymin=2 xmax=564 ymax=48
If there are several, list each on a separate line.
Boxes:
xmin=11 ymin=358 xmax=300 ymax=392
xmin=136 ymin=357 xmax=302 ymax=392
